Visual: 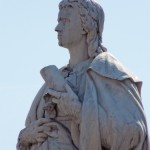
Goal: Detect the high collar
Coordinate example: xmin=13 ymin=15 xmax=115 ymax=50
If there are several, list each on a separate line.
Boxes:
xmin=67 ymin=58 xmax=93 ymax=74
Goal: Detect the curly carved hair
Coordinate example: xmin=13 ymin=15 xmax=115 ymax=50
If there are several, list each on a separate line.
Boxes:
xmin=59 ymin=0 xmax=107 ymax=58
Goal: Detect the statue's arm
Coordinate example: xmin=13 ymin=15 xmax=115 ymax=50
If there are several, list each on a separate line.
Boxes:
xmin=17 ymin=83 xmax=50 ymax=149
xmin=25 ymin=83 xmax=47 ymax=126
xmin=45 ymin=83 xmax=81 ymax=148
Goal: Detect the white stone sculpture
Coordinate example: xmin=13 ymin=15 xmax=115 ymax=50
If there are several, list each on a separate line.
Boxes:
xmin=17 ymin=0 xmax=149 ymax=150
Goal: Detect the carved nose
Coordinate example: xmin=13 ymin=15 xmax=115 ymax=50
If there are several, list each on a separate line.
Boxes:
xmin=55 ymin=24 xmax=62 ymax=32
xmin=55 ymin=26 xmax=59 ymax=32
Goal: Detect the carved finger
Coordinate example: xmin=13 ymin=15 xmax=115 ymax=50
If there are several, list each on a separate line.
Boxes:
xmin=44 ymin=122 xmax=58 ymax=127
xmin=37 ymin=133 xmax=48 ymax=138
xmin=36 ymin=137 xmax=46 ymax=143
xmin=36 ymin=126 xmax=50 ymax=133
xmin=30 ymin=138 xmax=37 ymax=144
xmin=36 ymin=118 xmax=50 ymax=126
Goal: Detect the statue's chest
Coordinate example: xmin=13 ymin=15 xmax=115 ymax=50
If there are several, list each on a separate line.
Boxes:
xmin=64 ymin=71 xmax=87 ymax=102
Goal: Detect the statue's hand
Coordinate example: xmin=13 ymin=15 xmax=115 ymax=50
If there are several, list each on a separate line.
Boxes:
xmin=44 ymin=122 xmax=72 ymax=143
xmin=45 ymin=84 xmax=81 ymax=121
xmin=18 ymin=118 xmax=51 ymax=147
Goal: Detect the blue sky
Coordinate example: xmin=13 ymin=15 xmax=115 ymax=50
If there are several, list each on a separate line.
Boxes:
xmin=0 ymin=0 xmax=150 ymax=149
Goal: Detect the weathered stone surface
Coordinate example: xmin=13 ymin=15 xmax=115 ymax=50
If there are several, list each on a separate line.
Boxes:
xmin=17 ymin=0 xmax=149 ymax=150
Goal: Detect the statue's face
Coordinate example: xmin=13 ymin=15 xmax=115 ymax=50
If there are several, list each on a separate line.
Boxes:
xmin=55 ymin=5 xmax=84 ymax=49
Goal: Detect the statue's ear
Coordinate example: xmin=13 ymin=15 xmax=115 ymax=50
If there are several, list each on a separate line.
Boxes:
xmin=81 ymin=28 xmax=86 ymax=34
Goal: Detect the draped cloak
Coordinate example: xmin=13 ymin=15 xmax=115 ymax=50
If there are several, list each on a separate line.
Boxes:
xmin=24 ymin=52 xmax=149 ymax=150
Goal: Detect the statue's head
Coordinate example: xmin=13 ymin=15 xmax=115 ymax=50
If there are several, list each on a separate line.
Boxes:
xmin=55 ymin=0 xmax=106 ymax=58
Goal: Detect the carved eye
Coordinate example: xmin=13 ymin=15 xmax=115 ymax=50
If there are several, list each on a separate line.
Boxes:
xmin=67 ymin=4 xmax=73 ymax=8
xmin=62 ymin=18 xmax=70 ymax=24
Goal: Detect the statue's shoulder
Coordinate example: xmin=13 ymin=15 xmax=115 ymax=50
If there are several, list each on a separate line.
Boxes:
xmin=89 ymin=52 xmax=141 ymax=83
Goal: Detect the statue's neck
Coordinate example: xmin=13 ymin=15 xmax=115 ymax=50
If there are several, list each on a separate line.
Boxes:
xmin=68 ymin=38 xmax=89 ymax=68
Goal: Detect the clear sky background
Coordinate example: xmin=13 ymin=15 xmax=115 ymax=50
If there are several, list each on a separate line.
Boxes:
xmin=0 ymin=0 xmax=149 ymax=149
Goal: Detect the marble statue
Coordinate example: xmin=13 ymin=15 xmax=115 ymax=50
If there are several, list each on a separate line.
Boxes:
xmin=17 ymin=0 xmax=149 ymax=150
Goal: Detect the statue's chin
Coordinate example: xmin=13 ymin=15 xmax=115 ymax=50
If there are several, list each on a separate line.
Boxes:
xmin=58 ymin=42 xmax=64 ymax=47
xmin=58 ymin=42 xmax=68 ymax=49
